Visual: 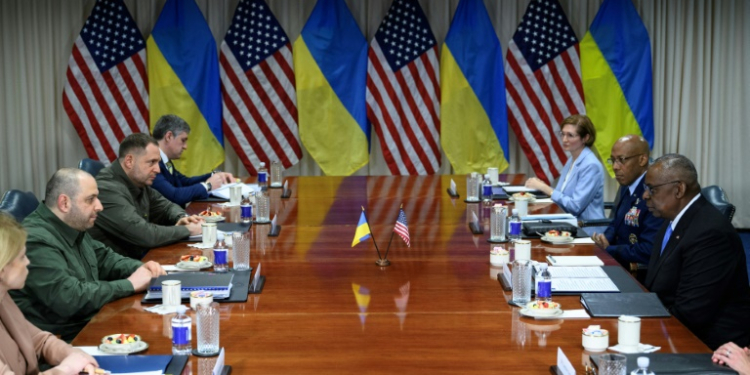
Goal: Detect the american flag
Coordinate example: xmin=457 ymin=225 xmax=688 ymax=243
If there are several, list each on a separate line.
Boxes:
xmin=366 ymin=0 xmax=441 ymax=175
xmin=394 ymin=208 xmax=411 ymax=247
xmin=62 ymin=0 xmax=149 ymax=163
xmin=505 ymin=0 xmax=585 ymax=184
xmin=220 ymin=0 xmax=302 ymax=175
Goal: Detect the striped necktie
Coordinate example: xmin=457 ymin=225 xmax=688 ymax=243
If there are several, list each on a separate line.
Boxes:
xmin=166 ymin=161 xmax=174 ymax=175
xmin=660 ymin=223 xmax=673 ymax=255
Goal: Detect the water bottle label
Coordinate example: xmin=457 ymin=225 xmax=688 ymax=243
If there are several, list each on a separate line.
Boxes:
xmin=172 ymin=325 xmax=190 ymax=345
xmin=483 ymin=185 xmax=492 ymax=196
xmin=537 ymin=280 xmax=552 ymax=298
xmin=241 ymin=204 xmax=252 ymax=218
xmin=510 ymin=222 xmax=522 ymax=235
xmin=258 ymin=172 xmax=267 ymax=183
xmin=214 ymin=249 xmax=228 ymax=265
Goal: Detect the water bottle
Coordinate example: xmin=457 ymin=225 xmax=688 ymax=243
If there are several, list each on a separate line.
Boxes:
xmin=508 ymin=208 xmax=522 ymax=242
xmin=171 ymin=305 xmax=192 ymax=355
xmin=511 ymin=251 xmax=532 ymax=305
xmin=630 ymin=357 xmax=655 ymax=375
xmin=481 ymin=174 xmax=493 ymax=205
xmin=240 ymin=196 xmax=252 ymax=224
xmin=536 ymin=263 xmax=552 ymax=303
xmin=213 ymin=233 xmax=228 ymax=273
xmin=257 ymin=162 xmax=268 ymax=189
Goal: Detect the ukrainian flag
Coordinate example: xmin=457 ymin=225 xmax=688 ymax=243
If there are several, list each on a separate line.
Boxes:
xmin=351 ymin=211 xmax=371 ymax=247
xmin=294 ymin=0 xmax=368 ymax=176
xmin=147 ymin=0 xmax=223 ymax=176
xmin=441 ymin=0 xmax=509 ymax=175
xmin=581 ymin=0 xmax=654 ymax=177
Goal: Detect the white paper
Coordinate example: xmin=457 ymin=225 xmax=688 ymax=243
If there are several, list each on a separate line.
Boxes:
xmin=503 ymin=185 xmax=538 ymax=193
xmin=608 ymin=343 xmax=661 ymax=354
xmin=112 ymin=371 xmax=162 ymax=375
xmin=253 ymin=262 xmax=262 ymax=291
xmin=283 ymin=180 xmax=288 ymax=192
xmin=213 ymin=347 xmax=226 ymax=375
xmin=546 ymin=267 xmax=608 ymax=278
xmin=572 ymin=238 xmax=595 ymax=244
xmin=271 ymin=214 xmax=277 ymax=230
xmin=449 ymin=179 xmax=457 ymax=194
xmin=531 ymin=198 xmax=554 ymax=203
xmin=471 ymin=211 xmax=479 ymax=224
xmin=551 ymin=278 xmax=619 ymax=292
xmin=556 ymin=347 xmax=576 ymax=375
xmin=547 ymin=256 xmax=604 ymax=267
xmin=210 ymin=183 xmax=260 ymax=199
xmin=502 ymin=263 xmax=512 ymax=288
xmin=560 ymin=309 xmax=590 ymax=319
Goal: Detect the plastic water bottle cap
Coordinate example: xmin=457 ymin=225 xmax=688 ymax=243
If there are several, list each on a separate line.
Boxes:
xmin=637 ymin=357 xmax=649 ymax=368
xmin=216 ymin=232 xmax=225 ymax=241
xmin=512 ymin=209 xmax=518 ymax=215
xmin=260 ymin=162 xmax=266 ymax=167
xmin=176 ymin=305 xmax=188 ymax=314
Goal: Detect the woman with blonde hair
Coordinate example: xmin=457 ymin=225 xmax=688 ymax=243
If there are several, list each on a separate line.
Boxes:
xmin=0 ymin=213 xmax=99 ymax=374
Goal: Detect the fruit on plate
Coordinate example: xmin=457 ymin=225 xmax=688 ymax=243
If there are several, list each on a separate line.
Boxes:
xmin=527 ymin=301 xmax=560 ymax=310
xmin=545 ymin=230 xmax=571 ymax=237
xmin=102 ymin=333 xmax=141 ymax=345
xmin=181 ymin=255 xmax=208 ymax=263
xmin=512 ymin=192 xmax=535 ymax=200
xmin=199 ymin=210 xmax=221 ymax=217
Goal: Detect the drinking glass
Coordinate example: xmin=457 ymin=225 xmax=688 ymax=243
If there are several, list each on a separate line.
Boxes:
xmin=466 ymin=173 xmax=480 ymax=202
xmin=232 ymin=232 xmax=251 ymax=271
xmin=597 ymin=354 xmax=627 ymax=375
xmin=229 ymin=185 xmax=242 ymax=205
xmin=490 ymin=205 xmax=507 ymax=241
xmin=196 ymin=302 xmax=220 ymax=355
xmin=270 ymin=161 xmax=283 ymax=188
xmin=256 ymin=192 xmax=270 ymax=223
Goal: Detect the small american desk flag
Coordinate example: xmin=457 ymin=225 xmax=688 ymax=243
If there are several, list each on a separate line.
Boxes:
xmin=366 ymin=0 xmax=441 ymax=175
xmin=505 ymin=0 xmax=585 ymax=184
xmin=62 ymin=0 xmax=149 ymax=163
xmin=394 ymin=208 xmax=410 ymax=247
xmin=220 ymin=0 xmax=302 ymax=175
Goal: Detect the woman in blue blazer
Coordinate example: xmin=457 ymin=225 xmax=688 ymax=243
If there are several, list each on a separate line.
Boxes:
xmin=525 ymin=114 xmax=606 ymax=235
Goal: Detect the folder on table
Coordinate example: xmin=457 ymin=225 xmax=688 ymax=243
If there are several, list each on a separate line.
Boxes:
xmin=93 ymin=355 xmax=176 ymax=374
xmin=148 ymin=273 xmax=234 ymax=299
xmin=580 ymin=292 xmax=670 ymax=317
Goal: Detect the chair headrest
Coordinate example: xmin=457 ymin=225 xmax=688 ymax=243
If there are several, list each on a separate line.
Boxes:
xmin=78 ymin=158 xmax=106 ymax=177
xmin=0 ymin=190 xmax=39 ymax=222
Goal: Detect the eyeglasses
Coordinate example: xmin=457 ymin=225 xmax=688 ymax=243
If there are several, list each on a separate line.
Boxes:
xmin=557 ymin=131 xmax=579 ymax=139
xmin=644 ymin=180 xmax=681 ymax=194
xmin=606 ymin=154 xmax=644 ymax=166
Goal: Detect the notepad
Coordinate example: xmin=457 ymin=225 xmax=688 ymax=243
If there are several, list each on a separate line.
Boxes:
xmin=210 ymin=183 xmax=260 ymax=199
xmin=580 ymin=292 xmax=670 ymax=317
xmin=93 ymin=355 xmax=172 ymax=374
xmin=546 ymin=255 xmax=604 ymax=267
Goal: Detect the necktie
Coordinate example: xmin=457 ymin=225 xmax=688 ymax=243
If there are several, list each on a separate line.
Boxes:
xmin=166 ymin=161 xmax=174 ymax=174
xmin=660 ymin=223 xmax=673 ymax=255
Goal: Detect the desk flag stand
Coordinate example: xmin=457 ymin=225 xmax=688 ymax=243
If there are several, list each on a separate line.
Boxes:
xmin=353 ymin=205 xmax=411 ymax=267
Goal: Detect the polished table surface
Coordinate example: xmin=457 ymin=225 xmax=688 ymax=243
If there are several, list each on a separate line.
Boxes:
xmin=72 ymin=175 xmax=710 ymax=374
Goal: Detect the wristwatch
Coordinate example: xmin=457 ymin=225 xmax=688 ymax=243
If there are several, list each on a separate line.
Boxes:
xmin=206 ymin=181 xmax=213 ymax=191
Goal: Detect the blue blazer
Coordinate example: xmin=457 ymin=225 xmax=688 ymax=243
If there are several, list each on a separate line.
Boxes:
xmin=551 ymin=147 xmax=605 ymax=233
xmin=151 ymin=160 xmax=212 ymax=207
xmin=604 ymin=180 xmax=664 ymax=265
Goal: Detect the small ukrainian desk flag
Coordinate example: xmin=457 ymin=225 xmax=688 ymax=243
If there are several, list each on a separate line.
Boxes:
xmin=294 ymin=0 xmax=369 ymax=176
xmin=581 ymin=0 xmax=654 ymax=176
xmin=441 ymin=0 xmax=510 ymax=174
xmin=147 ymin=0 xmax=223 ymax=176
xmin=351 ymin=212 xmax=371 ymax=247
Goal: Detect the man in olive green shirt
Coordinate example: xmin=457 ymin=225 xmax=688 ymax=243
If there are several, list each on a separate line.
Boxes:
xmin=88 ymin=133 xmax=203 ymax=259
xmin=10 ymin=168 xmax=164 ymax=342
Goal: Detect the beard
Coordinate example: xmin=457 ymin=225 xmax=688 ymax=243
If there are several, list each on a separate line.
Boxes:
xmin=68 ymin=204 xmax=95 ymax=231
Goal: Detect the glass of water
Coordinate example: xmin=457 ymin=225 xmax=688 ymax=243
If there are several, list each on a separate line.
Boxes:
xmin=196 ymin=302 xmax=220 ymax=355
xmin=597 ymin=354 xmax=627 ymax=375
xmin=466 ymin=173 xmax=480 ymax=202
xmin=270 ymin=160 xmax=283 ymax=188
xmin=232 ymin=232 xmax=251 ymax=271
xmin=255 ymin=192 xmax=270 ymax=223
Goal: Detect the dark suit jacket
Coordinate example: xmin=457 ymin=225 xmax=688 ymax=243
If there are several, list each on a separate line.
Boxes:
xmin=151 ymin=160 xmax=212 ymax=207
xmin=644 ymin=196 xmax=750 ymax=350
xmin=604 ymin=181 xmax=664 ymax=265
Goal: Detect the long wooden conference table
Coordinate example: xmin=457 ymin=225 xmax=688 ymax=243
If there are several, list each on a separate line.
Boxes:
xmin=72 ymin=175 xmax=710 ymax=374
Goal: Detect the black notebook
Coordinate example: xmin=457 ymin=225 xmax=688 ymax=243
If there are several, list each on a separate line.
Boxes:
xmin=590 ymin=353 xmax=736 ymax=374
xmin=580 ymin=292 xmax=670 ymax=317
xmin=149 ymin=272 xmax=234 ymax=293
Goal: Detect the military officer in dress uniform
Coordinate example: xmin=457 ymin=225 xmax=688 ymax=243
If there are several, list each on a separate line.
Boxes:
xmin=591 ymin=135 xmax=664 ymax=268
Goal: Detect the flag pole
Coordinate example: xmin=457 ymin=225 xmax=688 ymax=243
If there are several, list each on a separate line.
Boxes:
xmin=361 ymin=207 xmax=387 ymax=265
xmin=382 ymin=204 xmax=402 ymax=261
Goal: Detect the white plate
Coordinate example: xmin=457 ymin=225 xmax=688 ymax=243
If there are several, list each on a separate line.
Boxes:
xmin=176 ymin=260 xmax=213 ymax=270
xmin=519 ymin=308 xmax=564 ymax=318
xmin=201 ymin=215 xmax=225 ymax=223
xmin=541 ymin=235 xmax=574 ymax=244
xmin=99 ymin=334 xmax=148 ymax=354
xmin=508 ymin=196 xmax=537 ymax=203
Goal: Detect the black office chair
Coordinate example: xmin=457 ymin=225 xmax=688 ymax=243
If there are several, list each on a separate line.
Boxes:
xmin=78 ymin=158 xmax=106 ymax=177
xmin=701 ymin=185 xmax=735 ymax=222
xmin=0 ymin=190 xmax=39 ymax=222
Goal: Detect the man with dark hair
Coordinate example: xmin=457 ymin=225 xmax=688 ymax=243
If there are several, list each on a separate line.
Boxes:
xmin=592 ymin=135 xmax=663 ymax=267
xmin=11 ymin=168 xmax=164 ymax=341
xmin=151 ymin=114 xmax=234 ymax=207
xmin=643 ymin=153 xmax=750 ymax=350
xmin=89 ymin=133 xmax=203 ymax=259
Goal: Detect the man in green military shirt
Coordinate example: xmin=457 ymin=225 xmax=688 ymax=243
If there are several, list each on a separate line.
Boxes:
xmin=88 ymin=133 xmax=203 ymax=259
xmin=10 ymin=168 xmax=164 ymax=342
